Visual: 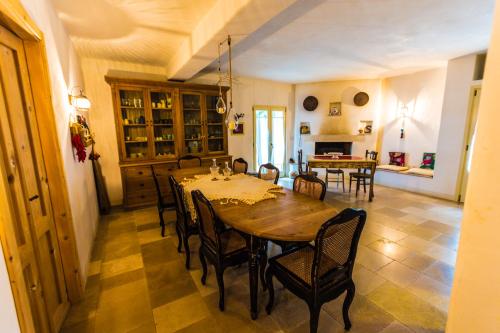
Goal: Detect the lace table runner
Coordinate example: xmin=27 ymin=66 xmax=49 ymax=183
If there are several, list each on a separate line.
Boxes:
xmin=181 ymin=173 xmax=283 ymax=219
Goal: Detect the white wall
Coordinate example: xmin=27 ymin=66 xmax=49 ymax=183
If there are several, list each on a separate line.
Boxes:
xmin=379 ymin=67 xmax=447 ymax=166
xmin=294 ymin=79 xmax=383 ymax=160
xmin=228 ymin=77 xmax=295 ymax=172
xmin=19 ymin=0 xmax=99 ymax=281
xmin=0 ymin=243 xmax=20 ymax=333
xmin=80 ymin=57 xmax=169 ymax=205
xmin=433 ymin=54 xmax=478 ymax=200
xmin=446 ymin=3 xmax=500 ymax=331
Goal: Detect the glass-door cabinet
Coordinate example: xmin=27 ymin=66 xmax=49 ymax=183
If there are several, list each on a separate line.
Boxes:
xmin=181 ymin=92 xmax=204 ymax=155
xmin=119 ymin=88 xmax=150 ymax=160
xmin=150 ymin=90 xmax=176 ymax=159
xmin=206 ymin=94 xmax=226 ymax=154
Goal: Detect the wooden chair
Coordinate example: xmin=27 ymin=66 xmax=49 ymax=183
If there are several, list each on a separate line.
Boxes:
xmin=271 ymin=174 xmax=328 ymax=253
xmin=258 ymin=163 xmax=280 ymax=184
xmin=232 ymin=158 xmax=248 ymax=174
xmin=191 ymin=190 xmax=249 ymax=311
xmin=326 ymin=167 xmax=345 ymax=192
xmin=265 ymin=208 xmax=367 ymax=333
xmin=298 ymin=149 xmax=318 ymax=177
xmin=151 ymin=166 xmax=174 ymax=237
xmin=178 ymin=155 xmax=202 ymax=169
xmin=168 ymin=176 xmax=199 ymax=269
xmin=293 ymin=174 xmax=327 ymax=201
xmin=349 ymin=150 xmax=378 ymax=196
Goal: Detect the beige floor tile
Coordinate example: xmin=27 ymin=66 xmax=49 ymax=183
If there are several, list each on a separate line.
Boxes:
xmin=290 ymin=310 xmax=344 ymax=333
xmin=153 ymin=293 xmax=210 ymax=333
xmin=419 ymin=220 xmax=459 ymax=235
xmin=359 ymin=231 xmax=382 ymax=246
xmin=356 ymin=246 xmax=393 ymax=271
xmin=368 ymin=239 xmax=414 ymax=262
xmin=379 ymin=321 xmax=414 ymax=333
xmin=100 ymin=253 xmax=144 ymax=279
xmin=352 ymin=265 xmax=387 ymax=296
xmin=422 ymin=244 xmax=457 ymax=266
xmin=397 ymin=236 xmax=433 ymax=253
xmin=401 ymin=225 xmax=442 ymax=241
xmin=365 ymin=222 xmax=408 ymax=242
xmin=368 ymin=282 xmax=447 ymax=333
xmin=401 ymin=253 xmax=436 ymax=272
xmin=377 ymin=261 xmax=421 ymax=288
xmin=424 ymin=261 xmax=455 ymax=287
xmin=432 ymin=233 xmax=459 ymax=251
xmin=189 ymin=268 xmax=218 ymax=297
xmin=138 ymin=227 xmax=166 ymax=245
xmin=323 ymin=294 xmax=395 ymax=333
xmin=407 ymin=275 xmax=451 ymax=313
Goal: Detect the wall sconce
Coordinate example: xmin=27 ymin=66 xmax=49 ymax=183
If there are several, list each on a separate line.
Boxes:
xmin=69 ymin=87 xmax=91 ymax=110
xmin=399 ymin=104 xmax=410 ymax=139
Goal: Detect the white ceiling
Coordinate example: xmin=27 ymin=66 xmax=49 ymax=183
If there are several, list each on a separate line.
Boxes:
xmin=209 ymin=0 xmax=495 ymax=82
xmin=51 ymin=0 xmax=216 ymax=66
xmin=52 ymin=0 xmax=495 ymax=82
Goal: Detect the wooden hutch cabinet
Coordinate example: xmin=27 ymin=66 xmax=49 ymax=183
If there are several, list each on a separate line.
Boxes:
xmin=106 ymin=76 xmax=231 ymax=208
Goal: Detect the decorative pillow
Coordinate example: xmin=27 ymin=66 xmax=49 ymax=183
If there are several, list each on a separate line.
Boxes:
xmin=389 ymin=152 xmax=405 ymax=166
xmin=420 ymin=153 xmax=436 ymax=170
xmin=377 ymin=165 xmax=409 ymax=172
xmin=405 ymin=168 xmax=434 ymax=177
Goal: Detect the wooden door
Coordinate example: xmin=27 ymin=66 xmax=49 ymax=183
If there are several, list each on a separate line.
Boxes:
xmin=0 ymin=25 xmax=68 ymax=332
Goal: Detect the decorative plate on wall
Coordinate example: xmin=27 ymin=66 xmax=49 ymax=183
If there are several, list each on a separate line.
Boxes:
xmin=353 ymin=92 xmax=369 ymax=106
xmin=303 ymin=96 xmax=318 ymax=111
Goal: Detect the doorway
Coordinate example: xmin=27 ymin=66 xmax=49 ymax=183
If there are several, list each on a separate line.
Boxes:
xmin=458 ymin=86 xmax=482 ymax=203
xmin=253 ymin=106 xmax=286 ymax=174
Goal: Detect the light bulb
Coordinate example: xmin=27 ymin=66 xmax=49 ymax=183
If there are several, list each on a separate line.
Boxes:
xmin=216 ymin=97 xmax=226 ymax=114
xmin=228 ymin=120 xmax=236 ymax=130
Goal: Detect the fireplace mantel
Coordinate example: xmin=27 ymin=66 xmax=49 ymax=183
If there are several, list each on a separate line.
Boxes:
xmin=303 ymin=134 xmax=365 ymax=142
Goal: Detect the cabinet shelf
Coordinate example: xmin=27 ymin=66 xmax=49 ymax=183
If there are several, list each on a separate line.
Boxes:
xmin=154 ymin=140 xmax=175 ymax=142
xmin=153 ymin=124 xmax=173 ymax=126
xmin=123 ymin=124 xmax=146 ymax=127
xmin=208 ymin=137 xmax=224 ymax=140
xmin=208 ymin=123 xmax=223 ymax=125
xmin=184 ymin=124 xmax=202 ymax=126
xmin=152 ymin=108 xmax=172 ymax=111
xmin=184 ymin=138 xmax=202 ymax=141
xmin=121 ymin=106 xmax=144 ymax=109
xmin=125 ymin=140 xmax=148 ymax=144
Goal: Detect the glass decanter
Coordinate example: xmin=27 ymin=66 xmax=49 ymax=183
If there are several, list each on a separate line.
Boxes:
xmin=223 ymin=161 xmax=232 ymax=180
xmin=210 ymin=158 xmax=219 ymax=180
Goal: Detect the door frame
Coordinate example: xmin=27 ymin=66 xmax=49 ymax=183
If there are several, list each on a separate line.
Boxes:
xmin=252 ymin=105 xmax=287 ymax=173
xmin=0 ymin=0 xmax=84 ymax=327
xmin=456 ymin=84 xmax=482 ymax=202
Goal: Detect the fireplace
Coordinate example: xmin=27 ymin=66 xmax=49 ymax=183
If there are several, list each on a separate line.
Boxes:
xmin=315 ymin=142 xmax=352 ymax=155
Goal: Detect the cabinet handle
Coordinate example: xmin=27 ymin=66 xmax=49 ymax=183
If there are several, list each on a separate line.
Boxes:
xmin=140 ymin=195 xmax=145 ymax=199
xmin=139 ymin=183 xmax=144 ymax=187
xmin=138 ymin=171 xmax=143 ymax=175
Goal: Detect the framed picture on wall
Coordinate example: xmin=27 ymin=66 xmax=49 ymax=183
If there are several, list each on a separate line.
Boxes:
xmin=300 ymin=122 xmax=311 ymax=134
xmin=328 ymin=102 xmax=341 ymax=116
xmin=231 ymin=122 xmax=244 ymax=135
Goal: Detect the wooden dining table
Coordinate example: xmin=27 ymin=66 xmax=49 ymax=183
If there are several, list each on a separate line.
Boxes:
xmin=307 ymin=154 xmax=377 ymax=201
xmin=171 ymin=168 xmax=339 ymax=319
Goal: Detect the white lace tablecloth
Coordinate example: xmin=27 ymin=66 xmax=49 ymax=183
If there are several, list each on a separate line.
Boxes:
xmin=180 ymin=173 xmax=283 ymax=219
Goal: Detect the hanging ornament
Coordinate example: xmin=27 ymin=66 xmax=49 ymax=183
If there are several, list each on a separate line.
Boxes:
xmin=216 ymin=96 xmax=226 ymax=114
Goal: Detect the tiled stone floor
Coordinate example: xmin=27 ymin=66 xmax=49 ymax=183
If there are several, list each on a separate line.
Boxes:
xmin=62 ymin=181 xmax=462 ymax=333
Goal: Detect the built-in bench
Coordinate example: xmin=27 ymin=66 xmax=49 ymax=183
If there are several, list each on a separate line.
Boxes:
xmin=376 ymin=165 xmax=434 ymax=178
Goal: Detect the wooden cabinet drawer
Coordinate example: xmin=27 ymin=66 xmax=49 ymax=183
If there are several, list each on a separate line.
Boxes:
xmin=127 ymin=178 xmax=154 ymax=192
xmin=125 ymin=166 xmax=152 ymax=178
xmin=152 ymin=163 xmax=177 ymax=177
xmin=125 ymin=189 xmax=156 ymax=207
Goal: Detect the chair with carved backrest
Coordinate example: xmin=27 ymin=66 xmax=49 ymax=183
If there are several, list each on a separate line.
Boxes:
xmin=168 ymin=175 xmax=199 ymax=269
xmin=191 ymin=190 xmax=249 ymax=311
xmin=293 ymin=174 xmax=327 ymax=201
xmin=232 ymin=158 xmax=248 ymax=174
xmin=178 ymin=155 xmax=202 ymax=169
xmin=349 ymin=150 xmax=378 ymax=196
xmin=297 ymin=149 xmax=318 ymax=177
xmin=151 ymin=165 xmax=174 ymax=237
xmin=265 ymin=208 xmax=367 ymax=333
xmin=258 ymin=163 xmax=280 ymax=184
